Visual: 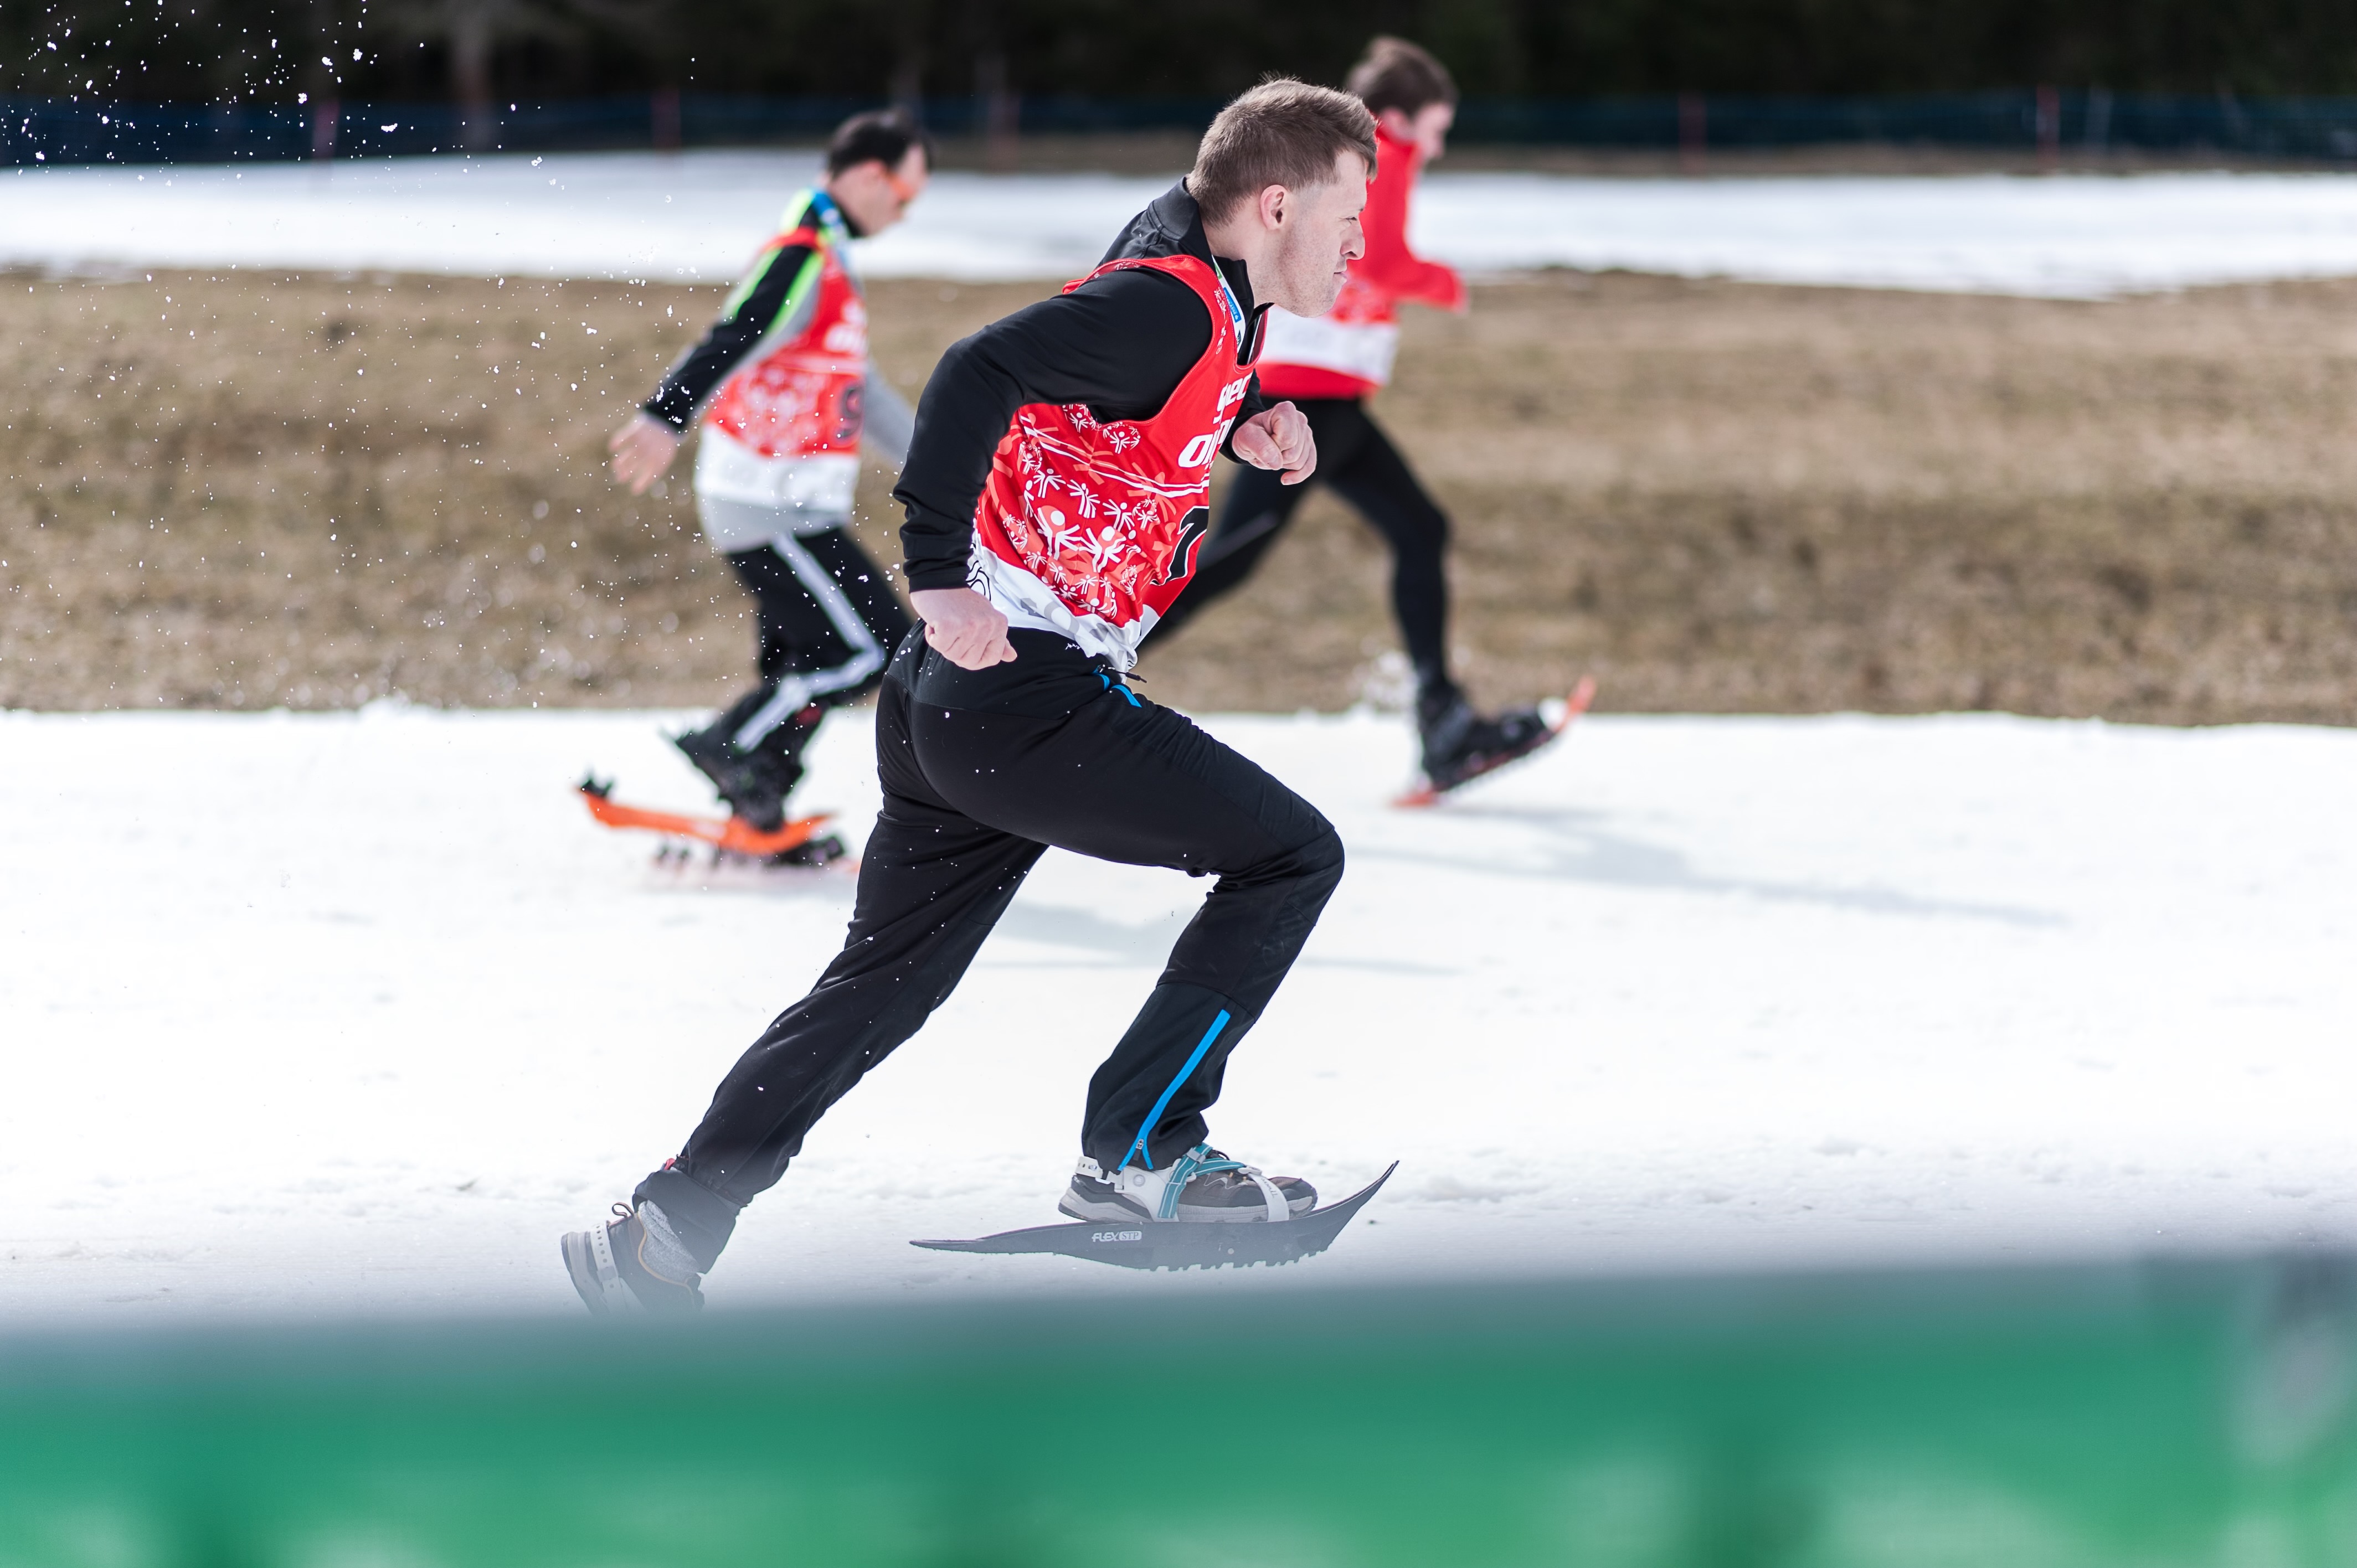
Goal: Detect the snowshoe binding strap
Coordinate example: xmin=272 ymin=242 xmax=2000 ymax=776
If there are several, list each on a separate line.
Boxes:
xmin=1163 ymin=1145 xmax=1290 ymax=1224
xmin=1077 ymin=1148 xmax=1292 ymax=1224
xmin=1157 ymin=1146 xmax=1237 ymax=1220
xmin=1238 ymin=1163 xmax=1290 ymax=1225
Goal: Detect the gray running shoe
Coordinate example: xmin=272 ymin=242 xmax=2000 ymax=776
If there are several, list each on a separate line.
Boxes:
xmin=1059 ymin=1146 xmax=1315 ymax=1224
xmin=561 ymin=1203 xmax=704 ymax=1316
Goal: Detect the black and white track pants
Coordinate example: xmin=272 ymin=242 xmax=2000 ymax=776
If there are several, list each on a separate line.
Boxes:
xmin=717 ymin=523 xmax=912 ymax=751
xmin=635 ymin=628 xmax=1345 ymax=1271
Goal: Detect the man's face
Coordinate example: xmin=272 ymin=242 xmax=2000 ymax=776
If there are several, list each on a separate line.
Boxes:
xmin=833 ymin=145 xmax=928 ymax=236
xmin=1265 ymin=151 xmax=1370 ymax=317
xmin=1407 ymin=101 xmax=1454 ymax=162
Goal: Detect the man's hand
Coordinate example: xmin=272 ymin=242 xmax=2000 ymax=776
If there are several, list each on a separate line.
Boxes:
xmin=608 ymin=413 xmax=683 ymax=493
xmin=1229 ymin=402 xmax=1316 ymax=486
xmin=910 ymin=586 xmax=1017 ymax=670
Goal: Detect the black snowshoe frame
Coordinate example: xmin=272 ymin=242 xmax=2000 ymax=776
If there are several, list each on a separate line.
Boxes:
xmin=913 ymin=1164 xmax=1396 ymax=1272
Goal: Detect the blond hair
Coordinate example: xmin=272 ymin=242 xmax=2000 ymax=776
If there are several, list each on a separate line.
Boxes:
xmin=1188 ymin=78 xmax=1378 ymax=226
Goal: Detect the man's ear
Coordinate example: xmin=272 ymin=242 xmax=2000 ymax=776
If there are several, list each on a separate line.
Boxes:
xmin=1258 ymin=183 xmax=1289 ymax=232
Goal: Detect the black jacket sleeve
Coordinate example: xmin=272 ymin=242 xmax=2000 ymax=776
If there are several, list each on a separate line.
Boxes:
xmin=640 ymin=241 xmax=815 ymax=430
xmin=1223 ymin=376 xmax=1269 ymax=458
xmin=894 ymin=268 xmax=1218 ymax=591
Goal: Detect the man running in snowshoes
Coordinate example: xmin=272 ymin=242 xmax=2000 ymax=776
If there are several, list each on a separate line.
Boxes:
xmin=607 ymin=109 xmax=927 ymax=838
xmin=1145 ymin=38 xmax=1555 ymax=797
xmin=565 ymin=81 xmax=1371 ymax=1313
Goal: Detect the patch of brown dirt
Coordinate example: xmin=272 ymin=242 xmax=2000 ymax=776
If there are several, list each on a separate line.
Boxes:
xmin=6 ymin=267 xmax=2355 ymax=723
xmin=0 ymin=270 xmax=1022 ymax=712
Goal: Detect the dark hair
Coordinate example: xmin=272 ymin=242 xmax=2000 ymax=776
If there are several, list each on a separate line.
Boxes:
xmin=1188 ymin=79 xmax=1378 ymax=226
xmin=1346 ymin=37 xmax=1458 ymax=120
xmin=826 ymin=107 xmax=932 ymax=177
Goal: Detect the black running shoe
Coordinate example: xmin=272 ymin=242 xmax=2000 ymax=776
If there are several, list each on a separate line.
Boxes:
xmin=561 ymin=1203 xmax=704 ymax=1316
xmin=672 ymin=725 xmax=802 ymax=832
xmin=1059 ymin=1147 xmax=1316 ymax=1224
xmin=1417 ymin=689 xmax=1558 ymax=795
xmin=765 ymin=832 xmax=850 ymax=869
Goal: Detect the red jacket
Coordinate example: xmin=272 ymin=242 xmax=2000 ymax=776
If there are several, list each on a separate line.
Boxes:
xmin=1255 ymin=123 xmax=1466 ymax=401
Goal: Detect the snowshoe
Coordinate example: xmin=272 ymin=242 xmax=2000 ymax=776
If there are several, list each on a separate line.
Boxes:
xmin=918 ymin=1163 xmax=1396 ymax=1272
xmin=578 ymin=777 xmax=837 ymax=862
xmin=1397 ymin=675 xmax=1596 ymax=806
xmin=671 ymin=724 xmax=803 ymax=834
xmin=1059 ymin=1146 xmax=1314 ymax=1225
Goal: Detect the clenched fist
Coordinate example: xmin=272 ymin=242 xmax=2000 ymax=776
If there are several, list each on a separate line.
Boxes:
xmin=1229 ymin=401 xmax=1317 ymax=486
xmin=910 ymin=586 xmax=1017 ymax=670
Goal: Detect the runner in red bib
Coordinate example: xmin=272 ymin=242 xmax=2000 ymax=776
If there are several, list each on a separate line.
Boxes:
xmin=565 ymin=82 xmax=1379 ymax=1312
xmin=1147 ymin=39 xmax=1560 ymax=797
xmin=963 ymin=251 xmax=1258 ymax=663
xmin=606 ymin=110 xmax=929 ymax=835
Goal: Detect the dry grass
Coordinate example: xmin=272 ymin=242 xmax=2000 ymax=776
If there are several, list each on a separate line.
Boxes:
xmin=0 ymin=269 xmax=1011 ymax=712
xmin=7 ymin=265 xmax=2357 ymax=722
xmin=1155 ymin=270 xmax=2357 ymax=721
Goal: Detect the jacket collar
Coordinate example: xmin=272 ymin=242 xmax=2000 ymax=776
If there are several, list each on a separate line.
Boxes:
xmin=800 ymin=185 xmax=863 ymax=240
xmin=1105 ymin=179 xmax=1269 ymax=362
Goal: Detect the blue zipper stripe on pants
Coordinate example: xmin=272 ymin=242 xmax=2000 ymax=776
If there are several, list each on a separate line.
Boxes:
xmin=1118 ymin=1009 xmax=1231 ymax=1172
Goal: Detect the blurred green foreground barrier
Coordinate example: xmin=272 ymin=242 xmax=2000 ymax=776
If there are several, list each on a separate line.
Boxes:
xmin=2 ymin=1258 xmax=2354 ymax=1568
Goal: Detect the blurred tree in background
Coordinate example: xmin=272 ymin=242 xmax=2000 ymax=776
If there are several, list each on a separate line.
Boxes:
xmin=9 ymin=0 xmax=2357 ymax=104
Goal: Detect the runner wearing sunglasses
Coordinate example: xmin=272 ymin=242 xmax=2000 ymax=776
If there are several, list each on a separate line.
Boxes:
xmin=608 ymin=109 xmax=932 ymax=837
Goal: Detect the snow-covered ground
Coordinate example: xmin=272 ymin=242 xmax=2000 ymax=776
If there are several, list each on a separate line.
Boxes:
xmin=3 ymin=705 xmax=2351 ymax=1322
xmin=16 ymin=151 xmax=2357 ymax=296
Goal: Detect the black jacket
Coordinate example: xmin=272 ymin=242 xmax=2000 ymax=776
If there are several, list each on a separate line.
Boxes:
xmin=640 ymin=192 xmax=891 ymax=437
xmin=893 ymin=181 xmax=1270 ymax=592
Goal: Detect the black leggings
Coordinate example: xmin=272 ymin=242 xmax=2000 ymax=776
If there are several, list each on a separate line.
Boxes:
xmin=1148 ymin=398 xmax=1452 ymax=686
xmin=637 ymin=628 xmax=1346 ymax=1270
xmin=717 ymin=528 xmax=912 ymax=751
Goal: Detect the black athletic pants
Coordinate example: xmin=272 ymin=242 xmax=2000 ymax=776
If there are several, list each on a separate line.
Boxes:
xmin=637 ymin=628 xmax=1345 ymax=1270
xmin=1147 ymin=398 xmax=1452 ymax=688
xmin=710 ymin=527 xmax=912 ymax=753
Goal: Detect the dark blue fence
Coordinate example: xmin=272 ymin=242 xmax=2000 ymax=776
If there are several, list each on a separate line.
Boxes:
xmin=13 ymin=88 xmax=2357 ymax=167
xmin=1454 ymin=89 xmax=2357 ymax=158
xmin=1 ymin=94 xmax=875 ymax=164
